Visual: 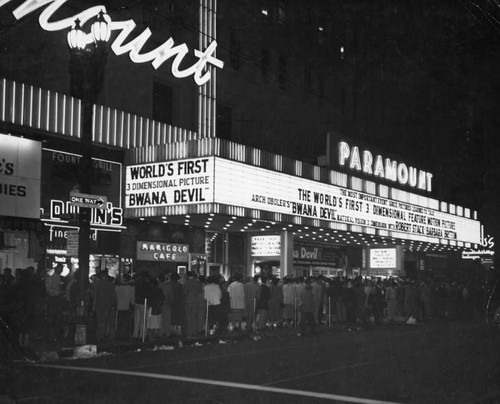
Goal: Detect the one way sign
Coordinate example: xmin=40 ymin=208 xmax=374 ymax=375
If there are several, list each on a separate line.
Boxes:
xmin=70 ymin=192 xmax=107 ymax=209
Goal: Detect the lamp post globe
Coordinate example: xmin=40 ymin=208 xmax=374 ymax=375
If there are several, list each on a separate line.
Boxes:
xmin=67 ymin=18 xmax=87 ymax=51
xmin=91 ymin=10 xmax=111 ymax=45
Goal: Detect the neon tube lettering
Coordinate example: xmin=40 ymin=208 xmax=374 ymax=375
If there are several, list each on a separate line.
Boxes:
xmin=337 ymin=141 xmax=433 ymax=192
xmin=0 ymin=0 xmax=224 ymax=85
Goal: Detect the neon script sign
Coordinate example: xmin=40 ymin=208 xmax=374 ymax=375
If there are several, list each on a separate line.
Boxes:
xmin=0 ymin=0 xmax=224 ymax=85
xmin=338 ymin=141 xmax=433 ymax=192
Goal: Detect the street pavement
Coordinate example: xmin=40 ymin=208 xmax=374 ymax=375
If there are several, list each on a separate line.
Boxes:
xmin=3 ymin=318 xmax=500 ymax=403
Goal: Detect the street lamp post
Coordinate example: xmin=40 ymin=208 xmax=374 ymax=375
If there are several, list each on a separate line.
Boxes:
xmin=67 ymin=11 xmax=111 ymax=307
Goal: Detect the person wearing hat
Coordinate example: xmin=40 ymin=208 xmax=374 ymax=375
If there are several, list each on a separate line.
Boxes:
xmin=298 ymin=283 xmax=316 ymax=336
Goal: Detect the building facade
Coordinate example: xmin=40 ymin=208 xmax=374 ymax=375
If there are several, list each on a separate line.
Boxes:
xmin=0 ymin=0 xmax=486 ymax=282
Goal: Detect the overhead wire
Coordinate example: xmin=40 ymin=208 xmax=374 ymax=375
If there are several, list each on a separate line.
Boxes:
xmin=468 ymin=0 xmax=500 ymax=35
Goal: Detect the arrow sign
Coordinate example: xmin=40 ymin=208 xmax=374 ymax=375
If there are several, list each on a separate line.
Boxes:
xmin=70 ymin=192 xmax=107 ymax=209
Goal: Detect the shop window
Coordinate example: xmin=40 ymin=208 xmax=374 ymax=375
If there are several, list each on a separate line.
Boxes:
xmin=152 ymin=82 xmax=173 ymax=125
xmin=216 ymin=103 xmax=232 ymax=141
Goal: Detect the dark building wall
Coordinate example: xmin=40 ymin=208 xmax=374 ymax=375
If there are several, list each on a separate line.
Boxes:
xmin=216 ymin=0 xmax=345 ymax=163
xmin=0 ymin=0 xmax=498 ymax=221
xmin=0 ymin=0 xmax=200 ymax=132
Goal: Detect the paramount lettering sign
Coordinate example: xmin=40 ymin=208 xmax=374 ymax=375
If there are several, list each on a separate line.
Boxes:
xmin=136 ymin=242 xmax=189 ymax=262
xmin=125 ymin=158 xmax=213 ymax=208
xmin=338 ymin=141 xmax=433 ymax=192
xmin=1 ymin=0 xmax=223 ymax=85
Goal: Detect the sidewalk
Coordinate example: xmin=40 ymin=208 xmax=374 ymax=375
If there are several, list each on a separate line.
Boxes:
xmin=13 ymin=319 xmax=410 ymax=362
xmin=23 ymin=322 xmax=344 ymax=361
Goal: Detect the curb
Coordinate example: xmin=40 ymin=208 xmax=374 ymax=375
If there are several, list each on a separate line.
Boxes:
xmin=27 ymin=321 xmax=411 ymax=362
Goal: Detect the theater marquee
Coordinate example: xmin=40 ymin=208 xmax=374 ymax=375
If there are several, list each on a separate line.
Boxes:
xmin=125 ymin=157 xmax=481 ymax=245
xmin=125 ymin=157 xmax=214 ymax=208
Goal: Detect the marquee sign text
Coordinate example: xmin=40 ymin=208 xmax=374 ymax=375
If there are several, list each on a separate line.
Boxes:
xmin=125 ymin=156 xmax=481 ymax=245
xmin=369 ymin=248 xmax=397 ymax=269
xmin=125 ymin=158 xmax=213 ymax=208
xmin=251 ymin=235 xmax=281 ymax=257
xmin=213 ymin=158 xmax=479 ymax=245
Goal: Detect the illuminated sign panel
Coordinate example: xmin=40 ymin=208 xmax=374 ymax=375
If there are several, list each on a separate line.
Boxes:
xmin=370 ymin=248 xmax=397 ymax=269
xmin=338 ymin=141 xmax=433 ymax=192
xmin=213 ymin=158 xmax=480 ymax=245
xmin=136 ymin=241 xmax=189 ymax=262
xmin=41 ymin=149 xmax=124 ymax=251
xmin=0 ymin=133 xmax=41 ymax=218
xmin=1 ymin=0 xmax=223 ymax=85
xmin=251 ymin=235 xmax=281 ymax=257
xmin=293 ymin=241 xmax=346 ymax=267
xmin=125 ymin=158 xmax=214 ymax=208
xmin=462 ymin=234 xmax=495 ymax=261
xmin=125 ymin=157 xmax=481 ymax=245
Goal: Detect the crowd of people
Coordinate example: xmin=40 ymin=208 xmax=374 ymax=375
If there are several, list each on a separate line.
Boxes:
xmin=0 ymin=264 xmax=495 ymax=350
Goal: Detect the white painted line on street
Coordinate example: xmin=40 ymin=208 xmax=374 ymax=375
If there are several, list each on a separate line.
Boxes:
xmin=31 ymin=363 xmax=401 ymax=404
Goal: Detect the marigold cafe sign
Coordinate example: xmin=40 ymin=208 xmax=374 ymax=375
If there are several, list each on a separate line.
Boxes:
xmin=136 ymin=241 xmax=189 ymax=262
xmin=1 ymin=0 xmax=224 ymax=85
xmin=0 ymin=133 xmax=41 ymax=218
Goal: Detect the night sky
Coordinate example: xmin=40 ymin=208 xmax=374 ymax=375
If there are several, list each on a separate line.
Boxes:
xmin=322 ymin=0 xmax=500 ymax=251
